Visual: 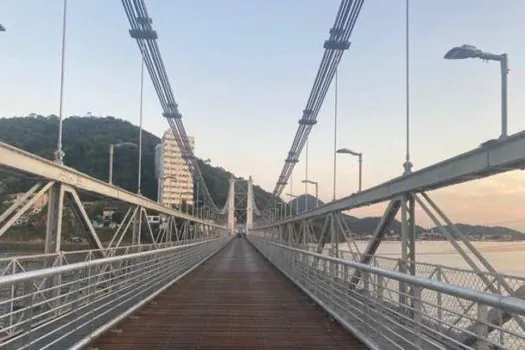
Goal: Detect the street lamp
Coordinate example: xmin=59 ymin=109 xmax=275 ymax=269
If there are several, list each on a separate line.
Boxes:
xmin=108 ymin=142 xmax=137 ymax=185
xmin=444 ymin=44 xmax=509 ymax=138
xmin=286 ymin=193 xmax=298 ymax=216
xmin=336 ymin=148 xmax=363 ymax=192
xmin=301 ymin=179 xmax=319 ymax=208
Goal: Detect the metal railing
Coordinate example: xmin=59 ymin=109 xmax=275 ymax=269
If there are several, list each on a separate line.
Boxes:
xmin=250 ymin=236 xmax=525 ymax=350
xmin=0 ymin=238 xmax=211 ymax=276
xmin=336 ymin=249 xmax=525 ymax=297
xmin=318 ymin=245 xmax=525 ymax=344
xmin=0 ymin=237 xmax=229 ymax=349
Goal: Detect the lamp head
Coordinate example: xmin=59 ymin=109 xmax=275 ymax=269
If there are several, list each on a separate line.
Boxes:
xmin=114 ymin=141 xmax=138 ymax=149
xmin=336 ymin=148 xmax=360 ymax=156
xmin=444 ymin=44 xmax=482 ymax=60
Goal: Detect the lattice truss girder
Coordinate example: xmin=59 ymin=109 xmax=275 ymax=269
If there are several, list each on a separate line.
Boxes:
xmin=252 ymin=191 xmax=525 ymax=340
xmin=0 ymin=181 xmax=221 ymax=254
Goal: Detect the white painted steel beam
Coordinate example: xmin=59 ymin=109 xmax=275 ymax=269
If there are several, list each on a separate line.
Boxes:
xmin=0 ymin=141 xmax=224 ymax=228
xmin=259 ymin=130 xmax=525 ymax=227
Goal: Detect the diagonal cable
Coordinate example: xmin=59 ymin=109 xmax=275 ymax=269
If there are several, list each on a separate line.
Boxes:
xmin=264 ymin=0 xmax=364 ymax=210
xmin=122 ymin=0 xmax=223 ymax=213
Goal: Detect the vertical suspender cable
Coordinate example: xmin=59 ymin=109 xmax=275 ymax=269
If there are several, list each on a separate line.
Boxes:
xmin=138 ymin=59 xmax=144 ymax=194
xmin=403 ymin=0 xmax=412 ymax=174
xmin=56 ymin=0 xmax=68 ymax=164
xmin=332 ymin=68 xmax=338 ymax=200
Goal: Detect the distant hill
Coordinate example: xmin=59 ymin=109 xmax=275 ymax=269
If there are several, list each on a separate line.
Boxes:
xmin=289 ymin=194 xmax=425 ymax=236
xmin=432 ymin=224 xmax=525 ymax=240
xmin=0 ymin=114 xmax=276 ymax=211
xmin=288 ymin=194 xmax=525 ymax=239
xmin=290 ymin=194 xmax=325 ymax=213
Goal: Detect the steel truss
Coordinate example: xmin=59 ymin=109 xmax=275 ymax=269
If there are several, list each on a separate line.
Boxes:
xmin=253 ymin=189 xmax=525 ymax=345
xmin=0 ymin=181 xmax=221 ymax=253
xmin=253 ymin=131 xmax=525 ymax=346
xmin=0 ymin=142 xmax=228 ymax=260
xmin=0 ymin=143 xmax=229 ymax=346
xmin=0 ymin=141 xmax=224 ymax=228
xmin=260 ymin=129 xmax=525 ymax=227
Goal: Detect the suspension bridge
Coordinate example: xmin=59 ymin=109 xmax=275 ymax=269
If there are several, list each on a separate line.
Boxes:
xmin=1 ymin=0 xmax=524 ymax=349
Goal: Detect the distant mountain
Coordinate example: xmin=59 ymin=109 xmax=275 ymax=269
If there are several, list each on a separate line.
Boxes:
xmin=289 ymin=194 xmax=325 ymax=213
xmin=338 ymin=216 xmax=425 ymax=236
xmin=288 ymin=195 xmax=525 ymax=239
xmin=0 ymin=115 xmax=277 ymax=210
xmin=431 ymin=224 xmax=525 ymax=240
xmin=288 ymin=194 xmax=425 ymax=236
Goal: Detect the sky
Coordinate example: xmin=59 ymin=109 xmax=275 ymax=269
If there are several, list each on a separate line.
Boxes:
xmin=1 ymin=1 xmax=525 ymax=229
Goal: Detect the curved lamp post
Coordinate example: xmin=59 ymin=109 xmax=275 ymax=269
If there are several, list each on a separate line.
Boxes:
xmin=336 ymin=148 xmax=363 ymax=192
xmin=301 ymin=179 xmax=319 ymax=209
xmin=444 ymin=44 xmax=509 ymax=138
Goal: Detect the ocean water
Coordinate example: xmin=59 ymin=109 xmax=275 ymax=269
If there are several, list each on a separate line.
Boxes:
xmin=350 ymin=240 xmax=525 ymax=277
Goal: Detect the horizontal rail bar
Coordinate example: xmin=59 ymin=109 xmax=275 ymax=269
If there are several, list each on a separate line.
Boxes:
xmin=0 ymin=141 xmax=223 ymax=227
xmin=259 ymin=130 xmax=525 ymax=227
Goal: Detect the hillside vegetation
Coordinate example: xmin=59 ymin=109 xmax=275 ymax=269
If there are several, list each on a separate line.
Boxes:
xmin=0 ymin=114 xmax=275 ymax=210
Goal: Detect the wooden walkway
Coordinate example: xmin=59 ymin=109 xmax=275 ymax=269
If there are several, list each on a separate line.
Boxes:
xmin=91 ymin=238 xmax=367 ymax=349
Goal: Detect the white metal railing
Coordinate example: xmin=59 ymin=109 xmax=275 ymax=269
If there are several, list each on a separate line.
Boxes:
xmin=249 ymin=236 xmax=525 ymax=350
xmin=336 ymin=249 xmax=525 ymax=297
xmin=0 ymin=238 xmax=211 ymax=276
xmin=0 ymin=237 xmax=229 ymax=349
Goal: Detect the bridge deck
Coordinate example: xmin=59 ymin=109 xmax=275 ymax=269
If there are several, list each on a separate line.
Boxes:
xmin=91 ymin=238 xmax=366 ymax=349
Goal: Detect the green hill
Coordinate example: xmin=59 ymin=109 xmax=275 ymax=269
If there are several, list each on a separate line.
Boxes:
xmin=0 ymin=114 xmax=275 ymax=210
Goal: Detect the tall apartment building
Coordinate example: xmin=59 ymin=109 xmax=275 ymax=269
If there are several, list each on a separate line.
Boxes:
xmin=155 ymin=129 xmax=194 ymax=208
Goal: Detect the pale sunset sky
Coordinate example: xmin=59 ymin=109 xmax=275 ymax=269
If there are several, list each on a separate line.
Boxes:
xmin=1 ymin=1 xmax=525 ymax=229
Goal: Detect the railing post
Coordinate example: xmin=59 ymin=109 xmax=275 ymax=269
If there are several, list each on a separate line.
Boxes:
xmin=377 ymin=274 xmax=384 ymax=302
xmin=413 ymin=286 xmax=423 ymax=349
xmin=476 ymin=303 xmax=490 ymax=350
xmin=436 ymin=266 xmax=443 ymax=322
xmin=9 ymin=262 xmax=16 ymax=335
xmin=362 ymin=271 xmax=370 ymax=292
xmin=22 ymin=279 xmax=34 ymax=334
xmin=398 ymin=258 xmax=407 ymax=309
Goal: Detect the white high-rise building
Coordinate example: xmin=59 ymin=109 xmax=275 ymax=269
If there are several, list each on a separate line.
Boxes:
xmin=155 ymin=129 xmax=194 ymax=208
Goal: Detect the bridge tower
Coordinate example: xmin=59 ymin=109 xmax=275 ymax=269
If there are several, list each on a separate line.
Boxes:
xmin=227 ymin=176 xmax=236 ymax=235
xmin=246 ymin=176 xmax=254 ymax=233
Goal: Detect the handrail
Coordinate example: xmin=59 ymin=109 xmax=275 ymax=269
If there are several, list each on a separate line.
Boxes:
xmin=0 ymin=238 xmax=225 ymax=287
xmin=262 ymin=239 xmax=525 ymax=314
